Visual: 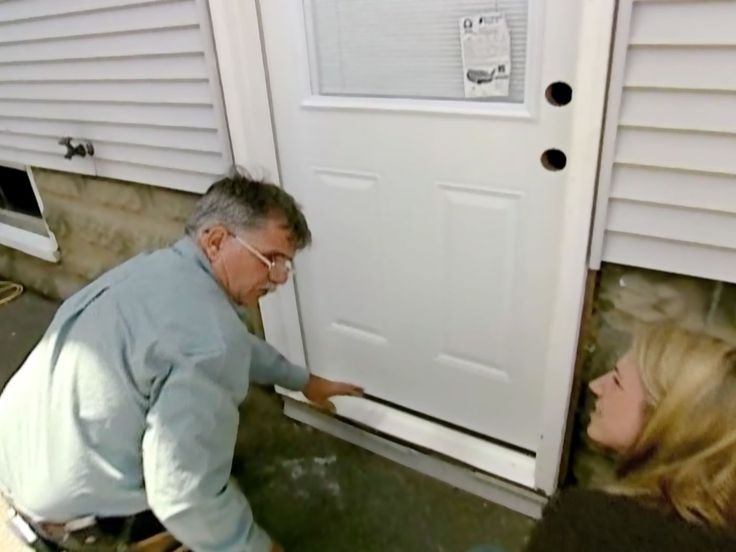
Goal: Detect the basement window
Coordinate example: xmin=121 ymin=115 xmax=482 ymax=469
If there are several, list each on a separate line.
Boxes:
xmin=0 ymin=163 xmax=59 ymax=262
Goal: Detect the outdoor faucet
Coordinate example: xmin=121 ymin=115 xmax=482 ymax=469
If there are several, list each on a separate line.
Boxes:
xmin=58 ymin=137 xmax=94 ymax=160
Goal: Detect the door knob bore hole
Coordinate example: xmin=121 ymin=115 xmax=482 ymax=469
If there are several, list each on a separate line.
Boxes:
xmin=541 ymin=149 xmax=567 ymax=171
xmin=545 ymin=82 xmax=573 ymax=106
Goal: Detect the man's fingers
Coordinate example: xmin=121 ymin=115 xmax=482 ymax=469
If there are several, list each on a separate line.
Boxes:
xmin=314 ymin=399 xmax=336 ymax=413
xmin=330 ymin=382 xmax=364 ymax=397
xmin=346 ymin=384 xmax=364 ymax=397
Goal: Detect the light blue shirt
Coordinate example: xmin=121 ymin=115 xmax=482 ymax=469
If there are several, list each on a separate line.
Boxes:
xmin=0 ymin=237 xmax=308 ymax=551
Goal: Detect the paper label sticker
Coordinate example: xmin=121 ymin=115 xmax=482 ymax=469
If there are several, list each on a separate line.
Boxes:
xmin=460 ymin=13 xmax=511 ymax=98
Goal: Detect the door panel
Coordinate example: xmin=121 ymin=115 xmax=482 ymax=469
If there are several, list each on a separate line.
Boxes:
xmin=261 ymin=0 xmax=581 ymax=450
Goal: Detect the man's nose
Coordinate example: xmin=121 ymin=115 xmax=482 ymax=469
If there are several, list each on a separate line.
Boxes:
xmin=270 ymin=273 xmax=288 ymax=286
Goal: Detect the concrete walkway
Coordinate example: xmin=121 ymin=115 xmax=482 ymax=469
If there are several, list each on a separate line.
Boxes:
xmin=0 ymin=290 xmax=535 ymax=552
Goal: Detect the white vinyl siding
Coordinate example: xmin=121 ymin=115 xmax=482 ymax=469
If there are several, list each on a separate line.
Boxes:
xmin=591 ymin=0 xmax=736 ymax=284
xmin=0 ymin=0 xmax=231 ymax=193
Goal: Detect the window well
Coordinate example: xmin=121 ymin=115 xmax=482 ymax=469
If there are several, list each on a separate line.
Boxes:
xmin=0 ymin=164 xmax=59 ymax=262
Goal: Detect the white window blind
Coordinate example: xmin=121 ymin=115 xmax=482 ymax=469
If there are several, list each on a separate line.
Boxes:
xmin=308 ymin=0 xmax=528 ymax=102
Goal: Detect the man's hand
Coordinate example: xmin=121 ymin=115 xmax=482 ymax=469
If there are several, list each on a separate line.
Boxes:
xmin=303 ymin=374 xmax=363 ymax=412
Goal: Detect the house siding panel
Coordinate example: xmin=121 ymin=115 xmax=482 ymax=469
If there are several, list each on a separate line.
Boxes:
xmin=592 ymin=0 xmax=736 ymax=284
xmin=0 ymin=0 xmax=231 ymax=192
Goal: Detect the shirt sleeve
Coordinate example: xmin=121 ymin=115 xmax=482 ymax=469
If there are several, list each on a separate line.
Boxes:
xmin=142 ymin=350 xmax=273 ymax=552
xmin=247 ymin=334 xmax=309 ymax=391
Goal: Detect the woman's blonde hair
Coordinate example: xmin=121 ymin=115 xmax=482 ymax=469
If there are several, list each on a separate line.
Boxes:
xmin=608 ymin=324 xmax=736 ymax=530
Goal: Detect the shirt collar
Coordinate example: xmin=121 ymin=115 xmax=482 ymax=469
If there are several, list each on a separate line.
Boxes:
xmin=171 ymin=237 xmax=249 ymax=317
xmin=172 ymin=236 xmax=217 ymax=279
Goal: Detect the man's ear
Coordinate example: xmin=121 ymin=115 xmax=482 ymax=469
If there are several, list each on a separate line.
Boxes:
xmin=198 ymin=225 xmax=229 ymax=262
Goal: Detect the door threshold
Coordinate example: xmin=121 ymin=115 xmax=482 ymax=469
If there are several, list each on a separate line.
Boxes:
xmin=282 ymin=397 xmax=546 ymax=519
xmin=278 ymin=390 xmax=537 ymax=488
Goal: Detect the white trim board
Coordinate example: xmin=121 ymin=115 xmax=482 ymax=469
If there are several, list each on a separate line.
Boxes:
xmin=284 ymin=398 xmax=546 ymax=519
xmin=207 ymin=0 xmax=308 ymax=368
xmin=589 ymin=0 xmax=634 ymax=269
xmin=533 ymin=0 xmax=617 ymax=492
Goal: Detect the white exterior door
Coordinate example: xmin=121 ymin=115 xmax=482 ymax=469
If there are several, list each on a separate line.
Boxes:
xmin=260 ymin=0 xmax=585 ymax=452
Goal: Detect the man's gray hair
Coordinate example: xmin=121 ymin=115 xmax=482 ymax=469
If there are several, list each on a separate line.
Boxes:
xmin=185 ymin=169 xmax=311 ymax=249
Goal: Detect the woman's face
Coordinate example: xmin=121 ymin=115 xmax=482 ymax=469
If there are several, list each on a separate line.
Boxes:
xmin=587 ymin=350 xmax=648 ymax=453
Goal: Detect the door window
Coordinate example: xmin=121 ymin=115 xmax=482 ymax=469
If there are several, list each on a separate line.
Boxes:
xmin=307 ymin=0 xmax=529 ymax=103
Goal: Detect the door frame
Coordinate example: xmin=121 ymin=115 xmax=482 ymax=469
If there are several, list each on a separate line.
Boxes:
xmin=208 ymin=0 xmax=615 ymax=505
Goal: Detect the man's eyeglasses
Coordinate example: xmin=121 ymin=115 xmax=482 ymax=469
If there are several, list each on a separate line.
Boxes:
xmin=234 ymin=235 xmax=294 ymax=282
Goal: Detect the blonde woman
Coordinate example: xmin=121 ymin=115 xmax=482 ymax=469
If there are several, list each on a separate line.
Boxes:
xmin=471 ymin=324 xmax=736 ymax=551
